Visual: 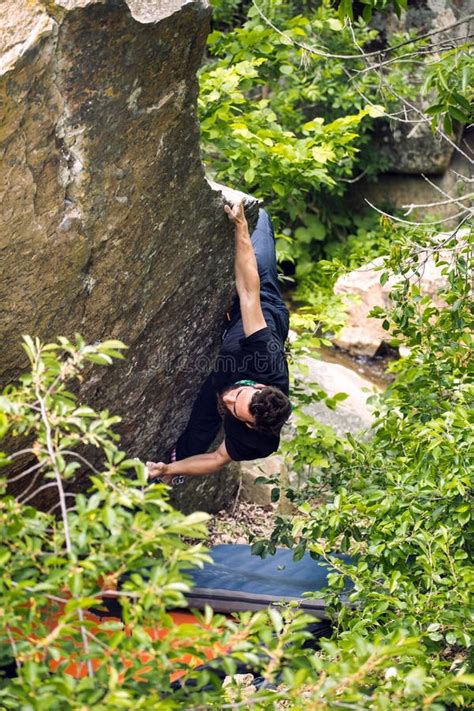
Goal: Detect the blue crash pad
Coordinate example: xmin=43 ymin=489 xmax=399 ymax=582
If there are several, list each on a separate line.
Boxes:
xmin=186 ymin=544 xmax=353 ymax=617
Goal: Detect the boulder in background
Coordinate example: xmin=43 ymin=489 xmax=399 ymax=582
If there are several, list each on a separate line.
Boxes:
xmin=333 ymin=249 xmax=450 ymax=357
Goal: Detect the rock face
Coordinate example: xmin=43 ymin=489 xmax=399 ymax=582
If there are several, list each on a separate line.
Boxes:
xmin=374 ymin=115 xmax=459 ymax=176
xmin=351 ymin=130 xmax=473 ymax=223
xmin=369 ymin=0 xmax=469 ymax=175
xmin=333 ymin=252 xmax=449 ymax=357
xmin=240 ymin=455 xmax=285 ymax=507
xmin=0 ymin=0 xmax=255 ymax=512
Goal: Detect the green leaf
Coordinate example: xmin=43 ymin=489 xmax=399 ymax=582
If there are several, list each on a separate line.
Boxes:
xmin=244 ymin=167 xmax=256 ymax=183
xmin=99 ymin=340 xmax=127 ymax=350
xmin=366 ymin=104 xmax=385 ymax=118
xmin=338 ymin=0 xmax=353 ymax=21
xmin=268 ymin=607 xmax=283 ymax=633
xmin=86 ymin=353 xmax=113 ymax=365
xmin=448 ymin=105 xmax=468 ymax=123
xmin=311 ymin=146 xmax=335 ymax=164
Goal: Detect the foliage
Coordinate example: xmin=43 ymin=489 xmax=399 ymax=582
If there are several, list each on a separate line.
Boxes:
xmin=286 ymin=211 xmax=394 ymax=341
xmin=0 ymin=336 xmax=318 ymax=708
xmin=210 ymin=0 xmax=243 ymax=26
xmin=3 ymin=336 xmax=470 ymax=708
xmin=423 ymin=46 xmax=474 ymax=133
xmin=203 ymin=0 xmax=472 ymax=281
xmin=2 ymin=1 xmax=472 ymax=706
xmin=254 ymin=228 xmax=474 ymax=708
xmin=339 ymin=0 xmax=408 ymax=23
xmin=200 ymin=0 xmax=386 ymax=243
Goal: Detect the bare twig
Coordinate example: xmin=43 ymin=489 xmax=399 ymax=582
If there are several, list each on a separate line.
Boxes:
xmin=20 ymin=484 xmax=76 ymax=507
xmin=59 ymin=450 xmax=101 ymax=475
xmin=13 ymin=466 xmax=45 ymax=503
xmin=34 ymin=379 xmax=72 ymax=551
xmin=365 ymin=199 xmax=469 ymax=226
xmin=9 ymin=580 xmax=67 ymax=604
xmin=450 ymin=169 xmax=474 ymax=183
xmin=342 ymin=67 xmax=431 ymax=125
xmin=352 ymin=36 xmax=474 ymax=75
xmin=450 ymin=212 xmax=474 ymax=237
xmin=19 ymin=481 xmax=61 ymax=505
xmin=387 ymin=87 xmax=474 ymax=165
xmin=33 ymin=351 xmax=94 ymax=678
xmin=46 ymin=499 xmax=77 ymax=515
xmin=7 ymin=448 xmax=37 ymax=460
xmin=96 ymin=589 xmax=140 ymax=599
xmin=7 ymin=460 xmax=44 ymax=484
xmin=252 ymin=1 xmax=473 ymax=61
xmin=421 ymin=173 xmax=474 ymax=207
xmin=77 ymin=607 xmax=93 ymax=676
xmin=339 ymin=167 xmax=370 ymax=183
xmin=402 ymin=192 xmax=474 ymax=214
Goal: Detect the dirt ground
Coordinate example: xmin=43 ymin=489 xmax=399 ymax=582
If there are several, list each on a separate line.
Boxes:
xmin=202 ymin=501 xmax=277 ymax=546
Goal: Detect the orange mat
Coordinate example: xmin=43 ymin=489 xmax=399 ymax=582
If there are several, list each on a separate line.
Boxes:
xmin=13 ymin=602 xmax=228 ymax=685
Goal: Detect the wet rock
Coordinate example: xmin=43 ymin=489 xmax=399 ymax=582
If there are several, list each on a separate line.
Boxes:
xmin=296 ymin=354 xmax=378 ymax=436
xmin=0 ymin=0 xmax=256 ymax=513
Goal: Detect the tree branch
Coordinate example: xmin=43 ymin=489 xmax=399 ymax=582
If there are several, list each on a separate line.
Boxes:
xmin=33 ymin=349 xmax=94 ymax=678
xmin=364 ymin=199 xmax=469 ymax=226
xmin=252 ymin=1 xmax=473 ymax=61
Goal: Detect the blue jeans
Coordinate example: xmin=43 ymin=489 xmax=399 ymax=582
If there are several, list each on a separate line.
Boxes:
xmin=223 ymin=209 xmax=289 ymax=347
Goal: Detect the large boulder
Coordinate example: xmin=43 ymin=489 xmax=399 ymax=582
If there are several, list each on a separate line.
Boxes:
xmin=296 ymin=355 xmax=378 ymax=435
xmin=373 ymin=114 xmax=460 ymax=176
xmin=0 ymin=0 xmax=256 ymax=512
xmin=351 ymin=130 xmax=473 ymax=223
xmin=333 ymin=250 xmax=450 ymax=357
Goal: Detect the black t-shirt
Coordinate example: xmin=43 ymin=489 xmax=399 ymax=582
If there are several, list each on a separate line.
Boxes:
xmin=175 ymin=325 xmax=289 ymax=462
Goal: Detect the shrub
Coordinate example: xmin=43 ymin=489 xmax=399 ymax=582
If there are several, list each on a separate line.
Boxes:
xmin=254 ymin=228 xmax=474 ymax=708
xmin=0 ymin=336 xmax=313 ymax=708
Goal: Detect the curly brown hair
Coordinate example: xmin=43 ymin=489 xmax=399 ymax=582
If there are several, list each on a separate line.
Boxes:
xmin=249 ymin=385 xmax=292 ymax=437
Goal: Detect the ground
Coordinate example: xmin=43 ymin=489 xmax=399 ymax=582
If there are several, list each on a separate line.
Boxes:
xmin=202 ymin=501 xmax=277 ymax=546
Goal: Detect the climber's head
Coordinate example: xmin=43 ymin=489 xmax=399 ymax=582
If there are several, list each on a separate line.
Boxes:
xmin=218 ymin=384 xmax=291 ymax=435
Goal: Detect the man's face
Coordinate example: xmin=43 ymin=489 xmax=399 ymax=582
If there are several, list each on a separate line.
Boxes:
xmin=217 ymin=385 xmax=261 ymax=427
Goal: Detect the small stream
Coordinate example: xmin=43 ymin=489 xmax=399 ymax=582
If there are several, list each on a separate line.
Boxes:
xmin=284 ymin=287 xmax=395 ymax=391
xmin=316 ymin=345 xmax=395 ymax=390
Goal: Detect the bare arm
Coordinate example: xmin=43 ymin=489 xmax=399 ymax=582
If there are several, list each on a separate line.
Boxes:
xmin=147 ymin=440 xmax=232 ymax=481
xmin=225 ymin=202 xmax=267 ymax=337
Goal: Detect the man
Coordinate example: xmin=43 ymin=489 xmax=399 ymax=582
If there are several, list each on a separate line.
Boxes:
xmin=147 ymin=200 xmax=291 ymax=483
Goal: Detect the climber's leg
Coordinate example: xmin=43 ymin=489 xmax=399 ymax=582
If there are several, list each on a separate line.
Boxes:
xmin=251 ymin=208 xmax=283 ymax=303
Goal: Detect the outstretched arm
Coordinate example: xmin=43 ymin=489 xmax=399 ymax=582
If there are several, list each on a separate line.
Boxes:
xmin=225 ymin=202 xmax=267 ymax=337
xmin=147 ymin=440 xmax=232 ymax=481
